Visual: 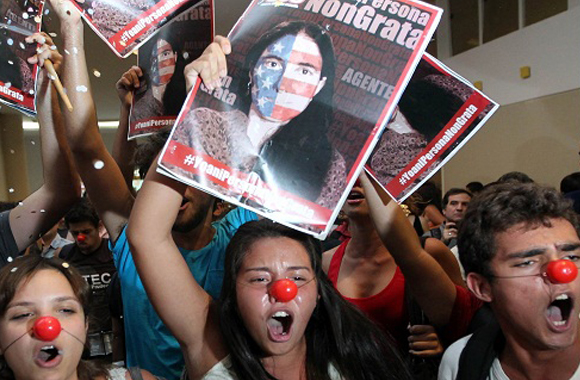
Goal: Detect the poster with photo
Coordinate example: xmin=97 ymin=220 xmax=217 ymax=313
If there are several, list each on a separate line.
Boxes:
xmin=128 ymin=0 xmax=213 ymax=139
xmin=367 ymin=53 xmax=500 ymax=201
xmin=72 ymin=0 xmax=203 ymax=58
xmin=158 ymin=0 xmax=442 ymax=238
xmin=0 ymin=0 xmax=44 ymax=116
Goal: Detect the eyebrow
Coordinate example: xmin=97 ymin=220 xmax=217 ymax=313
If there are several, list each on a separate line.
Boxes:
xmin=7 ymin=296 xmax=80 ymax=310
xmin=505 ymin=243 xmax=580 ymax=260
xmin=243 ymin=266 xmax=312 ymax=273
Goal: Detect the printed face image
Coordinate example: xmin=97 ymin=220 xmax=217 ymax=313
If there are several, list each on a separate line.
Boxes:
xmin=251 ymin=32 xmax=325 ymax=123
xmin=150 ymin=39 xmax=176 ymax=86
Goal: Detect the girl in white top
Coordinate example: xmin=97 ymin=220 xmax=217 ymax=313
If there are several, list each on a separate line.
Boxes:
xmin=128 ymin=36 xmax=413 ymax=376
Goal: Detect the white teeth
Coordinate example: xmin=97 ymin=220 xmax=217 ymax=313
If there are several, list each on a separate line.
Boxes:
xmin=556 ymin=294 xmax=570 ymax=301
xmin=554 ymin=320 xmax=566 ymax=326
xmin=272 ymin=311 xmax=289 ymax=318
xmin=41 ymin=345 xmax=55 ymax=350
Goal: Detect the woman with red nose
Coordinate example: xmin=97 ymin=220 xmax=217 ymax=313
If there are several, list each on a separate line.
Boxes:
xmin=127 ymin=160 xmax=412 ymax=380
xmin=0 ymin=255 xmax=156 ymax=380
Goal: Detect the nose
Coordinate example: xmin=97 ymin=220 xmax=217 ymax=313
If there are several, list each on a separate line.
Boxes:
xmin=544 ymin=260 xmax=578 ymax=284
xmin=77 ymin=234 xmax=86 ymax=243
xmin=33 ymin=316 xmax=62 ymax=341
xmin=269 ymin=279 xmax=298 ymax=303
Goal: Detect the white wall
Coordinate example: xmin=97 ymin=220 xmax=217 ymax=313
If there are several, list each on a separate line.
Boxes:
xmin=443 ymin=89 xmax=580 ymax=190
xmin=440 ymin=5 xmax=580 ymax=106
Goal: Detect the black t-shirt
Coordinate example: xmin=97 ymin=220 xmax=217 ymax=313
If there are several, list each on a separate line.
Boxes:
xmin=0 ymin=210 xmax=19 ymax=269
xmin=60 ymin=239 xmax=117 ymax=333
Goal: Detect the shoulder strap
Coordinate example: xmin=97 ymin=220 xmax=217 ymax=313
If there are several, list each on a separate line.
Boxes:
xmin=327 ymin=239 xmax=349 ymax=284
xmin=456 ymin=320 xmax=504 ymax=380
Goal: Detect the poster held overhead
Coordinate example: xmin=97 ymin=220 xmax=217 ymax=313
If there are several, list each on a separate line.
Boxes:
xmin=367 ymin=53 xmax=500 ymax=201
xmin=0 ymin=0 xmax=44 ymax=116
xmin=158 ymin=0 xmax=443 ymax=238
xmin=128 ymin=0 xmax=214 ymax=139
xmin=71 ymin=0 xmax=204 ymax=58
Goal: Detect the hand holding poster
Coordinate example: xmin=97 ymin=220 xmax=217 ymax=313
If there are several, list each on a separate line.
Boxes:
xmin=71 ymin=0 xmax=203 ymax=58
xmin=158 ymin=0 xmax=442 ymax=238
xmin=0 ymin=0 xmax=44 ymax=116
xmin=128 ymin=0 xmax=214 ymax=139
xmin=367 ymin=53 xmax=500 ymax=201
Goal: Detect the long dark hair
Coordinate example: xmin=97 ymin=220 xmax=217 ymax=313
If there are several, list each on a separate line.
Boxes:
xmin=0 ymin=35 xmax=23 ymax=89
xmin=240 ymin=21 xmax=337 ymax=203
xmin=0 ymin=256 xmax=109 ymax=380
xmin=218 ymin=220 xmax=412 ymax=380
xmin=138 ymin=34 xmax=187 ymax=116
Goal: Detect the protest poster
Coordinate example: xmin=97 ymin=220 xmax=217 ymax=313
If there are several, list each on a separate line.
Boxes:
xmin=367 ymin=53 xmax=500 ymax=201
xmin=128 ymin=0 xmax=213 ymax=139
xmin=71 ymin=0 xmax=203 ymax=58
xmin=158 ymin=0 xmax=442 ymax=238
xmin=0 ymin=0 xmax=44 ymax=116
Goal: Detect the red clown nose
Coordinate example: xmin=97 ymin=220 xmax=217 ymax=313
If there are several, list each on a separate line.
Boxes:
xmin=545 ymin=260 xmax=578 ymax=284
xmin=33 ymin=316 xmax=62 ymax=341
xmin=77 ymin=234 xmax=86 ymax=243
xmin=269 ymin=279 xmax=298 ymax=303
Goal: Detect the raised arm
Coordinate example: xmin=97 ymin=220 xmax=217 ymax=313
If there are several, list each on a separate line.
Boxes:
xmin=9 ymin=32 xmax=81 ymax=252
xmin=127 ymin=160 xmax=226 ymax=379
xmin=48 ymin=0 xmax=134 ymax=242
xmin=112 ymin=66 xmax=143 ymax=195
xmin=360 ymin=171 xmax=457 ymax=327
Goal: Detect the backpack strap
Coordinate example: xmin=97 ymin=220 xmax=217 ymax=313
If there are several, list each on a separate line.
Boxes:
xmin=456 ymin=319 xmax=504 ymax=380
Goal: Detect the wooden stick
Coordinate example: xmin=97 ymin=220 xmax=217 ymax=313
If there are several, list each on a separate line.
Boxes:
xmin=44 ymin=60 xmax=73 ymax=112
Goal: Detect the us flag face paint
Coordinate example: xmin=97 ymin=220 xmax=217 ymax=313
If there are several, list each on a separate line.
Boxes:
xmin=251 ymin=32 xmax=324 ymax=122
xmin=151 ymin=39 xmax=176 ymax=86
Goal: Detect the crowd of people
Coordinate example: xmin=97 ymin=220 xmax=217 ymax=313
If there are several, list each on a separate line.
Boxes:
xmin=1 ymin=1 xmax=580 ymax=379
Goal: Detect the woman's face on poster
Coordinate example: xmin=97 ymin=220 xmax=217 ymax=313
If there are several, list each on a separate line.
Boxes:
xmin=250 ymin=32 xmax=327 ymax=123
xmin=150 ymin=38 xmax=176 ymax=86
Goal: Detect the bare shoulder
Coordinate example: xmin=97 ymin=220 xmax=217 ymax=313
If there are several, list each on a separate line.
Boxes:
xmin=322 ymin=246 xmax=339 ymax=274
xmin=123 ymin=369 xmax=158 ymax=380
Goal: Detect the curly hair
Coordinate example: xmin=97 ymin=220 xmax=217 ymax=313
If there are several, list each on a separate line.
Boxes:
xmin=458 ymin=182 xmax=580 ymax=279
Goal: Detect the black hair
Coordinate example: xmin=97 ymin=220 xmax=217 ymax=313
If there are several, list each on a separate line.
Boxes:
xmin=134 ymin=127 xmax=171 ymax=179
xmin=0 ymin=35 xmax=23 ymax=89
xmin=238 ymin=21 xmax=337 ymax=203
xmin=414 ymin=181 xmax=442 ymax=213
xmin=138 ymin=33 xmax=187 ymax=116
xmin=442 ymin=188 xmax=472 ymax=208
xmin=458 ymin=182 xmax=580 ymax=279
xmin=397 ymin=75 xmax=467 ymax=142
xmin=218 ymin=220 xmax=411 ymax=380
xmin=466 ymin=181 xmax=484 ymax=194
xmin=497 ymin=171 xmax=534 ymax=184
xmin=561 ymin=172 xmax=580 ymax=194
xmin=64 ymin=198 xmax=100 ymax=229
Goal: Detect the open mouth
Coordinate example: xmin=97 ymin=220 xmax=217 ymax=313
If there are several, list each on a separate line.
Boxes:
xmin=179 ymin=198 xmax=189 ymax=211
xmin=547 ymin=294 xmax=573 ymax=328
xmin=347 ymin=190 xmax=364 ymax=203
xmin=36 ymin=345 xmax=61 ymax=364
xmin=267 ymin=311 xmax=293 ymax=340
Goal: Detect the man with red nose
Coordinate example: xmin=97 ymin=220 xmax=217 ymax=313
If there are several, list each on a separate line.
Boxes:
xmin=439 ymin=182 xmax=580 ymax=380
xmin=58 ymin=198 xmax=117 ymax=362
